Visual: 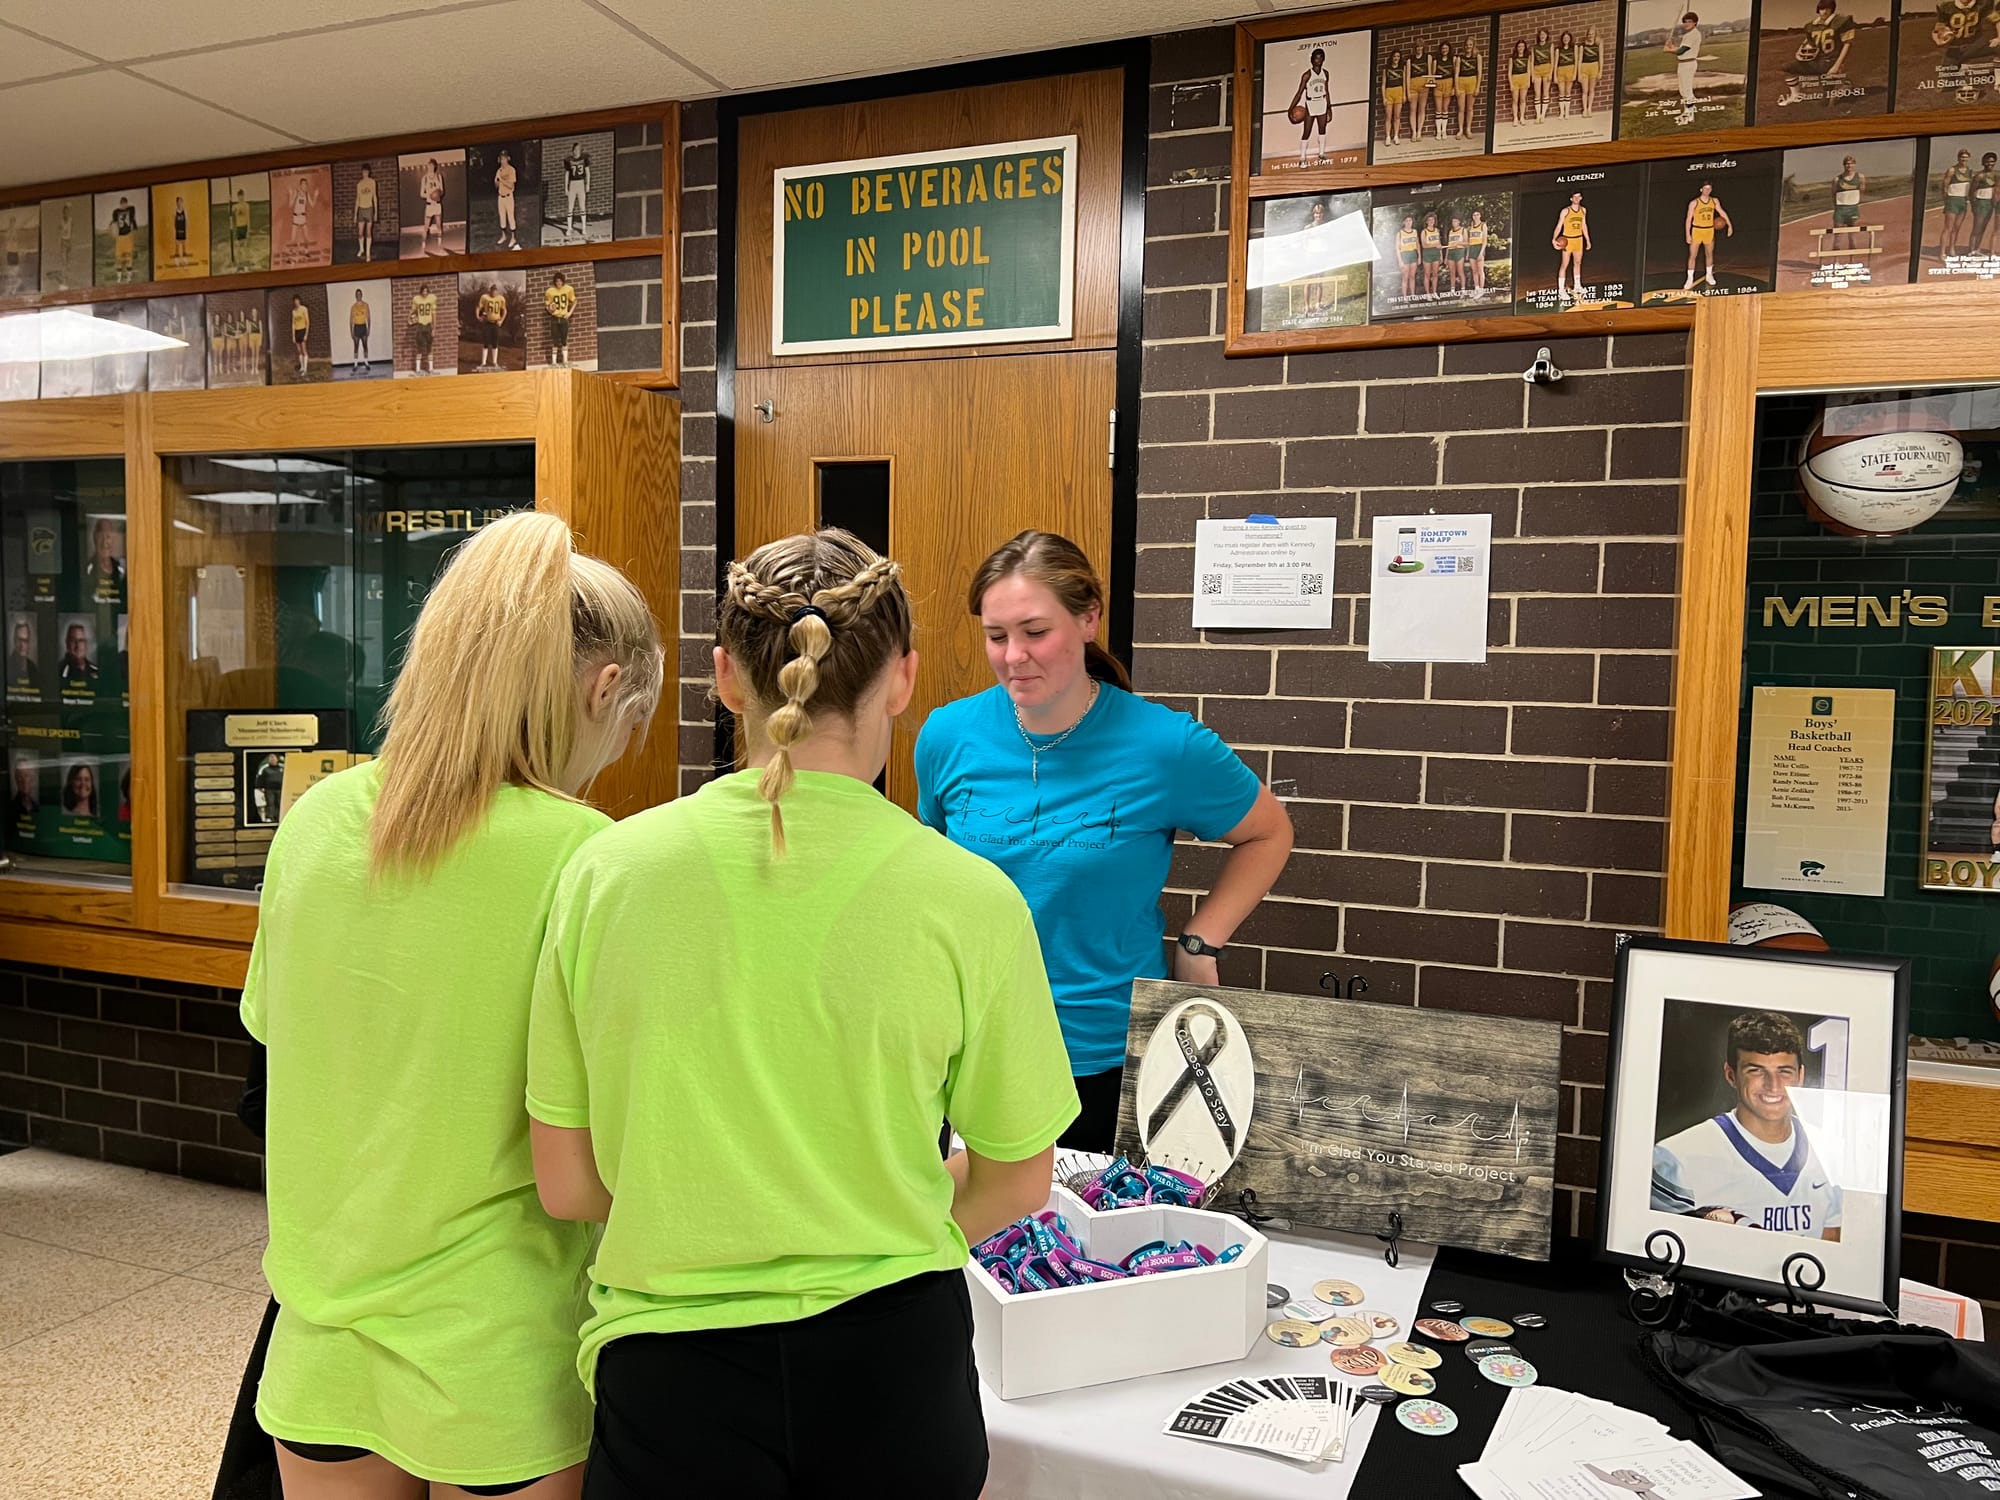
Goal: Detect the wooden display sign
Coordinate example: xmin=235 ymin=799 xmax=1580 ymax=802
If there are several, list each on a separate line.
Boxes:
xmin=1114 ymin=978 xmax=1564 ymax=1260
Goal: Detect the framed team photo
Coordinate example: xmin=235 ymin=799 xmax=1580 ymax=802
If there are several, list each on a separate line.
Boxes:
xmin=92 ymin=304 xmax=150 ymax=395
xmin=1493 ymin=1 xmax=1619 ymax=153
xmin=1641 ymin=152 xmax=1782 ymax=302
xmin=399 ymin=149 xmax=467 ymax=259
xmin=209 ymin=174 xmax=271 ymax=275
xmin=147 ymin=295 xmax=208 ymax=391
xmin=269 ymin=285 xmax=332 ymax=385
xmin=540 ymin=131 xmax=615 ymax=244
xmin=1515 ymin=165 xmax=1643 ymax=311
xmin=39 ymin=195 xmax=92 ymax=293
xmin=468 ymin=140 xmax=542 ymax=253
xmin=204 ymin=288 xmax=269 ymax=389
xmin=458 ymin=269 xmax=527 ymax=374
xmin=333 ymin=157 xmax=398 ymax=266
xmin=149 ymin=180 xmax=211 ymax=280
xmin=1255 ymin=33 xmax=1372 ymax=173
xmin=1756 ymin=0 xmax=1893 ymax=122
xmin=1601 ymin=937 xmax=1906 ymax=1315
xmin=1620 ymin=0 xmax=1752 ymax=137
xmin=1895 ymin=0 xmax=2000 ymax=111
xmin=527 ymin=263 xmax=599 ymax=370
xmin=392 ymin=274 xmax=458 ymax=378
xmin=1245 ymin=191 xmax=1374 ymax=332
xmin=0 ymin=204 xmax=40 ymax=297
xmin=330 ymin=279 xmax=393 ymax=381
xmin=271 ymin=165 xmax=333 ymax=271
xmin=1917 ymin=131 xmax=2000 ymax=279
xmin=1372 ymin=17 xmax=1497 ymax=163
xmin=1777 ymin=139 xmax=1917 ymax=290
xmin=1370 ymin=182 xmax=1514 ymax=319
xmin=92 ymin=189 xmax=149 ymax=288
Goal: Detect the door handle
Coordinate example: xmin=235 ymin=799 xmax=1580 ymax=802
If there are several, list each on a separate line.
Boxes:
xmin=1106 ymin=408 xmax=1116 ymax=470
xmin=754 ymin=399 xmax=775 ymax=423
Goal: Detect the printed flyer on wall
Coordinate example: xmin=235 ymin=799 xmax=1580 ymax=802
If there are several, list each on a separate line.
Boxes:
xmin=1367 ymin=513 xmax=1492 ymax=662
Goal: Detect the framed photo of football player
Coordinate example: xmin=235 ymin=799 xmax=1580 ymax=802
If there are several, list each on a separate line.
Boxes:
xmin=0 ymin=204 xmax=40 ymax=297
xmin=527 ymin=263 xmax=599 ymax=369
xmin=1620 ymin=0 xmax=1753 ymax=136
xmin=1777 ymin=139 xmax=1916 ymax=290
xmin=540 ymin=131 xmax=616 ymax=243
xmin=1515 ymin=165 xmax=1644 ymax=311
xmin=458 ymin=269 xmax=527 ymax=374
xmin=1600 ymin=937 xmax=1905 ymax=1315
xmin=1493 ymin=0 xmax=1619 ymax=153
xmin=399 ymin=149 xmax=467 ymax=259
xmin=1917 ymin=131 xmax=2000 ymax=278
xmin=209 ymin=174 xmax=271 ymax=274
xmin=1895 ymin=0 xmax=2000 ymax=111
xmin=1372 ymin=17 xmax=1497 ymax=162
xmin=92 ymin=189 xmax=149 ymax=288
xmin=1255 ymin=32 xmax=1372 ymax=173
xmin=1641 ymin=152 xmax=1782 ymax=302
xmin=1757 ymin=0 xmax=1893 ymax=121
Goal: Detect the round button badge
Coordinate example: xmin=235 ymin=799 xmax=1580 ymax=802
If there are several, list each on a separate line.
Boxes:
xmin=1314 ymin=1278 xmax=1366 ymax=1307
xmin=1382 ymin=1362 xmax=1438 ymax=1396
xmin=1478 ymin=1353 xmax=1540 ymax=1387
xmin=1382 ymin=1341 xmax=1442 ymax=1369
xmin=1265 ymin=1319 xmax=1321 ymax=1348
xmin=1330 ymin=1345 xmax=1386 ymax=1378
xmin=1396 ymin=1398 xmax=1460 ymax=1435
xmin=1459 ymin=1316 xmax=1516 ymax=1338
xmin=1414 ymin=1317 xmax=1472 ymax=1343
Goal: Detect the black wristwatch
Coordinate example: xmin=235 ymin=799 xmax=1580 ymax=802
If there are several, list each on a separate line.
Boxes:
xmin=1176 ymin=932 xmax=1225 ymax=959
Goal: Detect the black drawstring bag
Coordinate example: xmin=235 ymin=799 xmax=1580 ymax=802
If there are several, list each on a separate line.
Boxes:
xmin=212 ymin=1044 xmax=282 ymax=1500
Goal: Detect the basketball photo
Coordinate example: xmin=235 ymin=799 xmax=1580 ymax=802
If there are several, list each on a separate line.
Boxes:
xmin=399 ymin=149 xmax=467 ymax=259
xmin=468 ymin=140 xmax=542 ymax=253
xmin=268 ymin=285 xmax=332 ymax=386
xmin=204 ymin=288 xmax=269 ymax=388
xmin=1917 ymin=131 xmax=2000 ymax=277
xmin=1370 ymin=184 xmax=1514 ymax=319
xmin=527 ymin=263 xmax=600 ymax=370
xmin=1777 ymin=139 xmax=1915 ymax=290
xmin=38 ymin=194 xmax=91 ymax=293
xmin=1257 ymin=32 xmax=1372 ymax=172
xmin=392 ymin=274 xmax=458 ymax=378
xmin=458 ymin=269 xmax=527 ymax=374
xmin=209 ymin=173 xmax=271 ymax=275
xmin=271 ymin=165 xmax=333 ymax=271
xmin=1894 ymin=0 xmax=2000 ymax=111
xmin=1515 ymin=165 xmax=1644 ymax=311
xmin=1620 ymin=0 xmax=1752 ymax=136
xmin=333 ymin=157 xmax=399 ymax=266
xmin=149 ymin=179 xmax=211 ymax=279
xmin=147 ymin=295 xmax=208 ymax=392
xmin=1641 ymin=152 xmax=1781 ymax=301
xmin=1757 ymin=0 xmax=1893 ymax=122
xmin=0 ymin=204 xmax=40 ymax=297
xmin=540 ymin=131 xmax=616 ymax=243
xmin=331 ymin=279 xmax=394 ymax=381
xmin=92 ymin=304 xmax=150 ymax=395
xmin=92 ymin=189 xmax=149 ymax=288
xmin=1246 ymin=192 xmax=1373 ymax=332
xmin=1492 ymin=0 xmax=1619 ymax=153
xmin=1372 ymin=17 xmax=1496 ymax=163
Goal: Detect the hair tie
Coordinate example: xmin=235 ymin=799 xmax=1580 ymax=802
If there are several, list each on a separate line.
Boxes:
xmin=791 ymin=604 xmax=829 ymax=626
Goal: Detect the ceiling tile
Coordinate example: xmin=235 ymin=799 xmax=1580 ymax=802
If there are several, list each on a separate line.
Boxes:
xmin=133 ymin=0 xmax=704 ymax=143
xmin=0 ymin=0 xmax=481 ymax=64
xmin=0 ymin=72 xmax=293 ymax=188
xmin=0 ymin=21 xmax=93 ymax=84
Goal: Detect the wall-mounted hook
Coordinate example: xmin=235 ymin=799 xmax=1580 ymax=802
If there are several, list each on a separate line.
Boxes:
xmin=1522 ymin=346 xmax=1563 ymax=386
xmin=1319 ymin=972 xmax=1339 ymax=995
xmin=1347 ymin=975 xmax=1369 ymax=999
xmin=753 ymin=398 xmax=776 ymax=423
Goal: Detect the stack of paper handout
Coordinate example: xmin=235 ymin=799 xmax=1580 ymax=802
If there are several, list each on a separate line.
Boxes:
xmin=1459 ymin=1387 xmax=1759 ymax=1499
xmin=1164 ymin=1375 xmax=1356 ymax=1464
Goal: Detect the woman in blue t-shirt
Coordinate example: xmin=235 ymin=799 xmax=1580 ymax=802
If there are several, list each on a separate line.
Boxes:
xmin=915 ymin=530 xmax=1294 ymax=1151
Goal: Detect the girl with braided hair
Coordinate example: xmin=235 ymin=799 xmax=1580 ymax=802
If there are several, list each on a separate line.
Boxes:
xmin=528 ymin=529 xmax=1076 ymax=1500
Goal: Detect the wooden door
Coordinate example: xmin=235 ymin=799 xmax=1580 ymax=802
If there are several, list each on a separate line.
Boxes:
xmin=736 ymin=351 xmax=1114 ymax=808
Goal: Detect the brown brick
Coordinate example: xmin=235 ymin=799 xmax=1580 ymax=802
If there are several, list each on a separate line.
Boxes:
xmin=1284 ymin=799 xmax=1344 ymax=849
xmin=179 ymin=999 xmax=250 ymax=1042
xmin=1168 ymin=840 xmax=1227 ymax=892
xmin=1145 ymin=181 xmax=1219 ymax=234
xmin=1514 ymin=705 xmax=1670 ymax=762
xmin=1202 ymin=696 xmax=1346 ymax=747
xmin=1271 ymin=749 xmax=1422 ymax=802
xmin=102 ymin=1129 xmax=179 ymax=1174
xmin=1144 ymin=288 xmax=1213 ymax=341
xmin=140 ymin=1101 xmax=218 ymax=1145
xmin=1512 ymin=814 xmax=1665 ymax=872
xmin=30 ymin=1117 xmax=100 ymax=1157
xmin=1351 ymin=701 xmax=1507 ymax=754
xmin=180 ymin=1144 xmax=264 ymax=1192
xmin=1131 ymin=646 xmax=1270 ymax=695
xmin=1528 ymin=369 xmax=1686 ymax=428
xmin=100 ymin=988 xmax=178 ymax=1031
xmin=1366 ymin=378 xmax=1521 ymax=434
xmin=1419 ymin=967 xmax=1579 ymax=1023
xmin=1611 ymin=425 xmax=1685 ymax=480
xmin=1133 ymin=596 xmax=1200 ymax=645
xmin=1432 ymin=653 xmax=1595 ymax=704
xmin=1492 ymin=542 xmax=1600 ymax=594
xmin=1598 ymin=653 xmax=1674 ymax=707
xmin=59 ymin=1018 xmax=137 ymax=1059
xmin=1601 ymin=542 xmax=1680 ymax=595
xmin=1611 ymin=331 xmax=1690 ymax=367
xmin=1147 ymin=233 xmax=1228 ymax=290
xmin=1150 ymin=78 xmax=1222 ymax=133
xmin=99 ymin=1058 xmax=180 ymax=1102
xmin=1152 ymin=27 xmax=1233 ymax=83
xmin=1519 ymin=483 xmax=1680 ymax=536
xmin=1556 ymin=1134 xmax=1602 ymax=1188
xmin=1593 ymin=764 xmax=1670 ymax=817
xmin=1146 ymin=338 xmax=1284 ymax=391
xmin=1504 ymin=921 xmax=1622 ymax=979
xmin=23 ymin=976 xmax=96 ymax=1016
xmin=1214 ymin=386 xmax=1359 ymax=440
xmin=179 ymin=1070 xmax=243 ymax=1113
xmin=136 ymin=1031 xmax=216 ymax=1072
xmin=1140 ymin=394 xmax=1209 ymax=444
xmin=1233 ymin=898 xmax=1339 ymax=951
xmin=214 ymin=1040 xmax=253 ymax=1079
xmin=1562 ymin=1029 xmax=1608 ymax=1084
xmin=1360 ymin=487 xmax=1520 ymax=535
xmin=1212 ymin=489 xmax=1358 ymax=526
xmin=1426 ymin=862 xmax=1589 ymax=919
xmin=0 ymin=1074 xmax=62 ymax=1115
xmin=1286 ymin=435 xmax=1439 ymax=489
xmin=1266 ymin=950 xmax=1418 ymax=1006
xmin=0 ymin=1108 xmax=25 ymax=1143
xmin=1445 ymin=431 xmax=1605 ymax=484
xmin=1346 ymin=907 xmax=1499 ymax=965
xmin=0 ymin=1041 xmax=20 ymax=1074
xmin=1136 ymin=545 xmax=1195 ymax=593
xmin=23 ymin=1046 xmax=95 ymax=1086
xmin=1591 ymin=872 xmax=1665 ymax=927
xmin=1516 ymin=597 xmax=1676 ymax=650
xmin=1275 ymin=650 xmax=1424 ymax=701
xmin=1576 ymin=1084 xmax=1605 ymax=1137
xmin=1275 ymin=852 xmax=1422 ymax=906
xmin=1136 ymin=494 xmax=1207 ymax=545
xmin=1427 ymin=757 xmax=1589 ymax=811
xmin=1583 ymin=982 xmax=1613 ymax=1031
xmin=1444 ymin=337 xmax=1607 ymax=376
xmin=1350 ymin=804 xmax=1505 ymax=860
xmin=1288 ymin=345 xmax=1438 ymax=383
xmin=64 ymin=1087 xmax=136 ymax=1131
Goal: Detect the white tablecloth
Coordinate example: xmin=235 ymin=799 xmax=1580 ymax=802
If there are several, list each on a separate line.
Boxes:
xmin=980 ymin=1229 xmax=1439 ymax=1500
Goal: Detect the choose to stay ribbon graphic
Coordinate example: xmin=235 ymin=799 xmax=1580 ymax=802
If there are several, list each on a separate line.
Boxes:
xmin=1145 ymin=1003 xmax=1242 ymax=1158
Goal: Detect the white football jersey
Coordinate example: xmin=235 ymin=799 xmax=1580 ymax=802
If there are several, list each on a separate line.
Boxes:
xmin=1651 ymin=1113 xmax=1842 ymax=1237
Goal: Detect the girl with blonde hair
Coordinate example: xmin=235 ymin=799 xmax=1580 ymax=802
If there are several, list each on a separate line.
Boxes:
xmin=242 ymin=510 xmax=662 ymax=1500
xmin=529 ymin=528 xmax=1075 ymax=1499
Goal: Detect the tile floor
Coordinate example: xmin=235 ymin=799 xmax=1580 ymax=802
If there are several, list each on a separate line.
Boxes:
xmin=0 ymin=1146 xmax=269 ymax=1499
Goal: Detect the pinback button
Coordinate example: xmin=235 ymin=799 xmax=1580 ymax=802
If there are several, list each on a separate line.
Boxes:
xmin=1381 ymin=1362 xmax=1438 ymax=1396
xmin=1358 ymin=1310 xmax=1401 ymax=1339
xmin=1329 ymin=1345 xmax=1386 ymax=1378
xmin=1382 ymin=1341 xmax=1442 ymax=1369
xmin=1459 ymin=1316 xmax=1515 ymax=1338
xmin=1319 ymin=1317 xmax=1373 ymax=1348
xmin=1314 ymin=1278 xmax=1366 ymax=1307
xmin=1464 ymin=1341 xmax=1521 ymax=1364
xmin=1266 ymin=1284 xmax=1289 ymax=1309
xmin=1265 ymin=1319 xmax=1321 ymax=1348
xmin=1429 ymin=1299 xmax=1465 ymax=1315
xmin=1477 ymin=1353 xmax=1540 ymax=1388
xmin=1358 ymin=1384 xmax=1399 ymax=1405
xmin=1414 ymin=1317 xmax=1472 ymax=1342
xmin=1396 ymin=1398 xmax=1460 ymax=1435
xmin=1513 ymin=1311 xmax=1548 ymax=1329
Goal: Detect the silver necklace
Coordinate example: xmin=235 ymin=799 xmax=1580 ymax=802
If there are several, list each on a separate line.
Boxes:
xmin=1014 ymin=679 xmax=1099 ymax=787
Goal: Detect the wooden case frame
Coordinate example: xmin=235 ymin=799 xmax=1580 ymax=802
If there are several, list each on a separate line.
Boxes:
xmin=1665 ymin=280 xmax=2000 ymax=1222
xmin=0 ymin=372 xmax=680 ymax=987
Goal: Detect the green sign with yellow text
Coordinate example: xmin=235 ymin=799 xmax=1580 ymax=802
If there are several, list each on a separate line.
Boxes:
xmin=773 ymin=136 xmax=1077 ymax=354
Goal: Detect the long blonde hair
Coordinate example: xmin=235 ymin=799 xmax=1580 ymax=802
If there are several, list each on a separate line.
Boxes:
xmin=370 ymin=511 xmax=662 ymax=875
xmin=718 ymin=529 xmax=911 ymax=856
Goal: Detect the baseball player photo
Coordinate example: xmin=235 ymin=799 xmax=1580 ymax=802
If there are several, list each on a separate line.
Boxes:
xmin=1621 ymin=0 xmax=1752 ymax=135
xmin=469 ymin=140 xmax=541 ymax=253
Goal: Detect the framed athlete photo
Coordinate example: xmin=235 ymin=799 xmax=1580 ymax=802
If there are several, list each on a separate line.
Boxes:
xmin=1493 ymin=1 xmax=1619 ymax=154
xmin=149 ymin=180 xmax=211 ymax=280
xmin=330 ymin=279 xmax=393 ymax=382
xmin=457 ymin=269 xmax=527 ymax=375
xmin=333 ymin=157 xmax=398 ymax=266
xmin=1641 ymin=152 xmax=1781 ymax=303
xmin=1371 ymin=17 xmax=1497 ymax=163
xmin=39 ymin=195 xmax=91 ymax=294
xmin=1922 ymin=645 xmax=2000 ymax=889
xmin=527 ymin=263 xmax=597 ymax=370
xmin=399 ymin=149 xmax=467 ymax=259
xmin=1370 ymin=181 xmax=1515 ymax=320
xmin=267 ymin=285 xmax=331 ymax=387
xmin=92 ymin=189 xmax=149 ymax=289
xmin=204 ymin=288 xmax=268 ymax=389
xmin=209 ymin=174 xmax=271 ymax=275
xmin=1917 ymin=132 xmax=2000 ymax=279
xmin=1895 ymin=0 xmax=2000 ymax=111
xmin=540 ymin=130 xmax=615 ymax=243
xmin=1256 ymin=31 xmax=1372 ymax=173
xmin=1778 ymin=139 xmax=1916 ymax=290
xmin=1246 ymin=191 xmax=1374 ymax=332
xmin=1600 ymin=937 xmax=1906 ymax=1315
xmin=1756 ymin=0 xmax=1893 ymax=122
xmin=1620 ymin=0 xmax=1752 ymax=137
xmin=92 ymin=303 xmax=150 ymax=396
xmin=0 ymin=204 xmax=39 ymax=298
xmin=467 ymin=140 xmax=542 ymax=254
xmin=271 ymin=165 xmax=333 ymax=271
xmin=1515 ymin=164 xmax=1643 ymax=312
xmin=147 ymin=296 xmax=207 ymax=392
xmin=392 ymin=274 xmax=457 ymax=379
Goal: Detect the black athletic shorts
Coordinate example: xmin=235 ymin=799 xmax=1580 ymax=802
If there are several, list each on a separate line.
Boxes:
xmin=584 ymin=1269 xmax=987 ymax=1500
xmin=481 ymin=321 xmax=501 ymax=348
xmin=275 ymin=1439 xmax=546 ymax=1495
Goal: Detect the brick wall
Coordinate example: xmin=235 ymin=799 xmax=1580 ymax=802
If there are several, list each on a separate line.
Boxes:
xmin=674 ymin=102 xmax=720 ymax=796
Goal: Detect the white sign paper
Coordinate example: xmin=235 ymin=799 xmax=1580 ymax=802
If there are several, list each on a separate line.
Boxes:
xmin=1191 ymin=517 xmax=1336 ymax=630
xmin=1368 ymin=513 xmax=1492 ymax=662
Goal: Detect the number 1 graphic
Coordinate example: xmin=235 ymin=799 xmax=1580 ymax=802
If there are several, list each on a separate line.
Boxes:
xmin=1807 ymin=1017 xmax=1850 ymax=1092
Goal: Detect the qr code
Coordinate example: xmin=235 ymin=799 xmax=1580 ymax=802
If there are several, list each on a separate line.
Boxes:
xmin=1201 ymin=573 xmax=1224 ymax=596
xmin=1457 ymin=556 xmax=1477 ymax=572
xmin=1300 ymin=573 xmax=1324 ymax=596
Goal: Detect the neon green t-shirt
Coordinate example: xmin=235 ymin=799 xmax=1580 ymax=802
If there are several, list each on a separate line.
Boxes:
xmin=528 ymin=768 xmax=1078 ymax=1393
xmin=241 ymin=760 xmax=609 ymax=1487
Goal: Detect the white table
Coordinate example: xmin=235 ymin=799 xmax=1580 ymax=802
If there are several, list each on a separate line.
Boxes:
xmin=980 ymin=1229 xmax=1439 ymax=1500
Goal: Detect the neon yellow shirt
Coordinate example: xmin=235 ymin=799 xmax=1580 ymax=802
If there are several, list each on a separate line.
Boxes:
xmin=242 ymin=761 xmax=608 ymax=1486
xmin=528 ymin=769 xmax=1078 ymax=1393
